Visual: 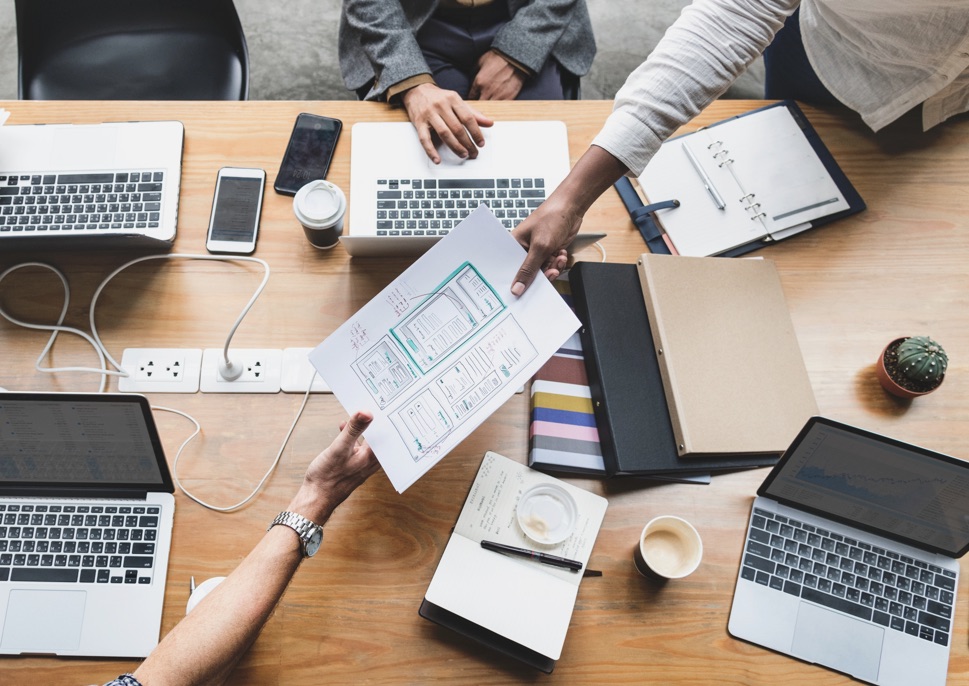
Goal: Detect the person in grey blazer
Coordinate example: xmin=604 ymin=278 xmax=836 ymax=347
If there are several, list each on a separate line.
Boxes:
xmin=339 ymin=0 xmax=595 ymax=163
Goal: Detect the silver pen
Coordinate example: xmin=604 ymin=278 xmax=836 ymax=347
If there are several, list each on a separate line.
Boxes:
xmin=683 ymin=143 xmax=725 ymax=210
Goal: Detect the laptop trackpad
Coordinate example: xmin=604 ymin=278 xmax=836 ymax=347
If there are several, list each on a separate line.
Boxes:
xmin=792 ymin=602 xmax=883 ymax=682
xmin=1 ymin=590 xmax=86 ymax=652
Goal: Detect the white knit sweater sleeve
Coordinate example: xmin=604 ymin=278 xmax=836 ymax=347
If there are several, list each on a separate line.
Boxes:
xmin=593 ymin=0 xmax=800 ymax=176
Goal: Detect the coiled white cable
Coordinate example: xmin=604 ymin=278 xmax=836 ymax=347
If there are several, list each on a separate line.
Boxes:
xmin=0 ymin=261 xmax=124 ymax=392
xmin=0 ymin=255 xmax=309 ymax=513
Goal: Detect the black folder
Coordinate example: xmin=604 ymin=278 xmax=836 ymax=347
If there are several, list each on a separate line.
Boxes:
xmin=569 ymin=261 xmax=779 ymax=476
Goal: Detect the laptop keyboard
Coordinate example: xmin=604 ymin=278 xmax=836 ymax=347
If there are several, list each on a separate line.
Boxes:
xmin=742 ymin=507 xmax=955 ymax=647
xmin=0 ymin=502 xmax=161 ymax=586
xmin=0 ymin=170 xmax=165 ymax=235
xmin=375 ymin=177 xmax=545 ymax=234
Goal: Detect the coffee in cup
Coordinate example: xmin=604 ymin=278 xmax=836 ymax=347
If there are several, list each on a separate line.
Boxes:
xmin=293 ymin=179 xmax=346 ymax=249
xmin=634 ymin=515 xmax=703 ymax=580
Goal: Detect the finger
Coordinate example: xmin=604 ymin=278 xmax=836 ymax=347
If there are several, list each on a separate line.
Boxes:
xmin=414 ymin=122 xmax=440 ymax=164
xmin=511 ymin=246 xmax=546 ymax=297
xmin=455 ymin=106 xmax=488 ymax=147
xmin=342 ymin=411 xmax=373 ymax=441
xmin=431 ymin=113 xmax=474 ymax=159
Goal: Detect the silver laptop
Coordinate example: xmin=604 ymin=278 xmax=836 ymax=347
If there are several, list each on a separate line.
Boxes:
xmin=729 ymin=416 xmax=967 ymax=685
xmin=0 ymin=120 xmax=183 ymax=249
xmin=343 ymin=120 xmax=604 ymax=257
xmin=0 ymin=393 xmax=176 ymax=658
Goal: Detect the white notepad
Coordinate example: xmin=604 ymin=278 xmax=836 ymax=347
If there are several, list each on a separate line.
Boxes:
xmin=639 ymin=104 xmax=852 ymax=256
xmin=424 ymin=452 xmax=607 ymax=662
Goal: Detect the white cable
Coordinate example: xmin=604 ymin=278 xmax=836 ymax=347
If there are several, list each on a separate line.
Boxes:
xmin=1 ymin=254 xmax=270 ymax=391
xmin=154 ymin=374 xmax=315 ymax=512
xmin=593 ymin=240 xmax=607 ymax=262
xmin=89 ymin=253 xmax=271 ymax=373
xmin=0 ymin=262 xmax=120 ymax=392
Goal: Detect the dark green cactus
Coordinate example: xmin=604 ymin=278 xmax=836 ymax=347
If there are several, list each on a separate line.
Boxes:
xmin=897 ymin=336 xmax=947 ymax=385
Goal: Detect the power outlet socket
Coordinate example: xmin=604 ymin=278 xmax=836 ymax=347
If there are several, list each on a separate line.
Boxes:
xmin=281 ymin=348 xmax=331 ymax=394
xmin=200 ymin=348 xmax=282 ymax=393
xmin=118 ymin=348 xmax=203 ymax=393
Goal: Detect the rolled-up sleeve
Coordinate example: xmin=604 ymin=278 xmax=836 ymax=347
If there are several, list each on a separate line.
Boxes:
xmin=593 ymin=0 xmax=798 ymax=176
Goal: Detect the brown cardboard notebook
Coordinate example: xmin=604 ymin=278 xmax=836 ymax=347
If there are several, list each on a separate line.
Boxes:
xmin=637 ymin=254 xmax=818 ymax=457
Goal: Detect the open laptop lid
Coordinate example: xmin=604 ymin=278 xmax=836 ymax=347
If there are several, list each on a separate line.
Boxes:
xmin=0 ymin=393 xmax=174 ymax=497
xmin=758 ymin=416 xmax=969 ymax=558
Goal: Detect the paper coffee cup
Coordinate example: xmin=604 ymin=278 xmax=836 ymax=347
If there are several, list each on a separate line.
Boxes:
xmin=634 ymin=515 xmax=702 ymax=580
xmin=293 ymin=179 xmax=346 ymax=249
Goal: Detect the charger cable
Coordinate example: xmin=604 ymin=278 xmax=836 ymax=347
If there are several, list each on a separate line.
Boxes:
xmin=0 ymin=261 xmax=125 ymax=392
xmin=0 ymin=254 xmax=270 ymax=391
xmin=0 ymin=254 xmax=305 ymax=513
xmin=153 ymin=372 xmax=315 ymax=512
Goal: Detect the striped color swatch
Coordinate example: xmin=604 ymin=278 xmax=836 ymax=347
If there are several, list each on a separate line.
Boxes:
xmin=528 ymin=277 xmax=607 ymax=475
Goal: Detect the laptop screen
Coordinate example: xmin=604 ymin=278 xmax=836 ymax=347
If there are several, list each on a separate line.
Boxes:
xmin=0 ymin=394 xmax=173 ymax=492
xmin=760 ymin=417 xmax=969 ymax=557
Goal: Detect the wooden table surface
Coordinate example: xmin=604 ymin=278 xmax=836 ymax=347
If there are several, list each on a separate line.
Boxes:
xmin=1 ymin=99 xmax=967 ymax=685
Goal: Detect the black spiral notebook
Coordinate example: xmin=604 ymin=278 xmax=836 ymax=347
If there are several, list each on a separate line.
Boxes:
xmin=569 ymin=261 xmax=779 ymax=477
xmin=620 ymin=100 xmax=865 ymax=257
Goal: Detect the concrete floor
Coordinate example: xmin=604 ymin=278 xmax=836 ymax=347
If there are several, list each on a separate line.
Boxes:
xmin=0 ymin=0 xmax=763 ymax=101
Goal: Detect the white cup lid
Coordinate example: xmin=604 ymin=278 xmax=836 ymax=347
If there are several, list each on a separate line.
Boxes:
xmin=294 ymin=180 xmax=345 ymax=229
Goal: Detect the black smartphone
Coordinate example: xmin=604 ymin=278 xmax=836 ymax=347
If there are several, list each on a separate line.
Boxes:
xmin=273 ymin=112 xmax=343 ymax=195
xmin=206 ymin=167 xmax=266 ymax=254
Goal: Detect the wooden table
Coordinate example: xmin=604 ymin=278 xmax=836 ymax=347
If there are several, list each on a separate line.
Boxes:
xmin=1 ymin=100 xmax=967 ymax=685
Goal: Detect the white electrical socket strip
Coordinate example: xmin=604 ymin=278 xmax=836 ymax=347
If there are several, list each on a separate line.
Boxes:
xmin=118 ymin=348 xmax=203 ymax=393
xmin=281 ymin=348 xmax=331 ymax=393
xmin=200 ymin=348 xmax=283 ymax=393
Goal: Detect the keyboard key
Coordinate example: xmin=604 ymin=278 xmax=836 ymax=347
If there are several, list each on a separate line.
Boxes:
xmin=11 ymin=567 xmax=79 ymax=583
xmin=802 ymin=587 xmax=872 ymax=621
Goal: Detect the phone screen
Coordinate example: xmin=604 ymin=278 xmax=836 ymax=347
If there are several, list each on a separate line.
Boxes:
xmin=274 ymin=114 xmax=342 ymax=195
xmin=210 ymin=176 xmax=263 ymax=243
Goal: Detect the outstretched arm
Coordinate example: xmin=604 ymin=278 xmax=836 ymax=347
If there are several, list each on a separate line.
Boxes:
xmin=130 ymin=412 xmax=380 ymax=686
xmin=509 ymin=0 xmax=796 ymax=294
xmin=511 ymin=146 xmax=628 ymax=296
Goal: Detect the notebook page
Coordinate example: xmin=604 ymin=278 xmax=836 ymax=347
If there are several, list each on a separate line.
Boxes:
xmin=702 ymin=105 xmax=850 ymax=235
xmin=638 ymin=133 xmax=764 ymax=256
xmin=637 ymin=105 xmax=850 ymax=256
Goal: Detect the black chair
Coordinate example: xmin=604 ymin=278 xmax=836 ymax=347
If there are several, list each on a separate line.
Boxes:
xmin=16 ymin=0 xmax=250 ymax=100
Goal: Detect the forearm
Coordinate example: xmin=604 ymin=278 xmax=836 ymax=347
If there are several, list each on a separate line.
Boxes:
xmin=133 ymin=481 xmax=340 ymax=686
xmin=550 ymin=145 xmax=629 ymax=215
xmin=594 ymin=0 xmax=798 ymax=176
xmin=132 ymin=527 xmax=303 ymax=686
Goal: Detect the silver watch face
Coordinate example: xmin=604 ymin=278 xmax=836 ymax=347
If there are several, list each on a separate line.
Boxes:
xmin=305 ymin=526 xmax=323 ymax=557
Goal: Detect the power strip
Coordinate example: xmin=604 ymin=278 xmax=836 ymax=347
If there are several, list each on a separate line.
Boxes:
xmin=281 ymin=348 xmax=331 ymax=393
xmin=118 ymin=348 xmax=203 ymax=393
xmin=200 ymin=348 xmax=283 ymax=393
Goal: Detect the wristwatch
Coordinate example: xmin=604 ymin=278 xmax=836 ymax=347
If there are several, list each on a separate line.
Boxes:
xmin=268 ymin=511 xmax=323 ymax=558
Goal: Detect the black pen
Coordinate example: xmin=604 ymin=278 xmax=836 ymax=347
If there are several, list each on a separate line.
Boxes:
xmin=480 ymin=540 xmax=583 ymax=572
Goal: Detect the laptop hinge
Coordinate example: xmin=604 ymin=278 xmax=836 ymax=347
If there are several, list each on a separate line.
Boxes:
xmin=0 ymin=488 xmax=149 ymax=500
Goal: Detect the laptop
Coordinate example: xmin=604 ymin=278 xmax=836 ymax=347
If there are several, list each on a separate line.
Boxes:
xmin=728 ymin=416 xmax=967 ymax=685
xmin=0 ymin=392 xmax=176 ymax=658
xmin=0 ymin=120 xmax=184 ymax=250
xmin=343 ymin=120 xmax=604 ymax=257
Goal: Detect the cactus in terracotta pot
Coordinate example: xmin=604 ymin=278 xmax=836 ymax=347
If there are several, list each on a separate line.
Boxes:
xmin=876 ymin=335 xmax=947 ymax=398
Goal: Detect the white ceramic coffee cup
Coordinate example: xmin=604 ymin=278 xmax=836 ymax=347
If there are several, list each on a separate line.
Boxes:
xmin=634 ymin=515 xmax=703 ymax=580
xmin=293 ymin=179 xmax=346 ymax=249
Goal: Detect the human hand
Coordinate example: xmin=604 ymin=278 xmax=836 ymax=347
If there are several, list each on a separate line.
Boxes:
xmin=469 ymin=50 xmax=525 ymax=101
xmin=510 ymin=195 xmax=582 ymax=296
xmin=288 ymin=411 xmax=380 ymax=524
xmin=402 ymin=82 xmax=494 ymax=164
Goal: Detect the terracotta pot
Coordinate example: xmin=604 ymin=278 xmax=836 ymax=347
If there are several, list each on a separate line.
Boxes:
xmin=875 ymin=337 xmax=942 ymax=399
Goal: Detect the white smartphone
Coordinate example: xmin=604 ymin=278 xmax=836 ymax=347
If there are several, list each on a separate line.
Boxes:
xmin=206 ymin=167 xmax=266 ymax=254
